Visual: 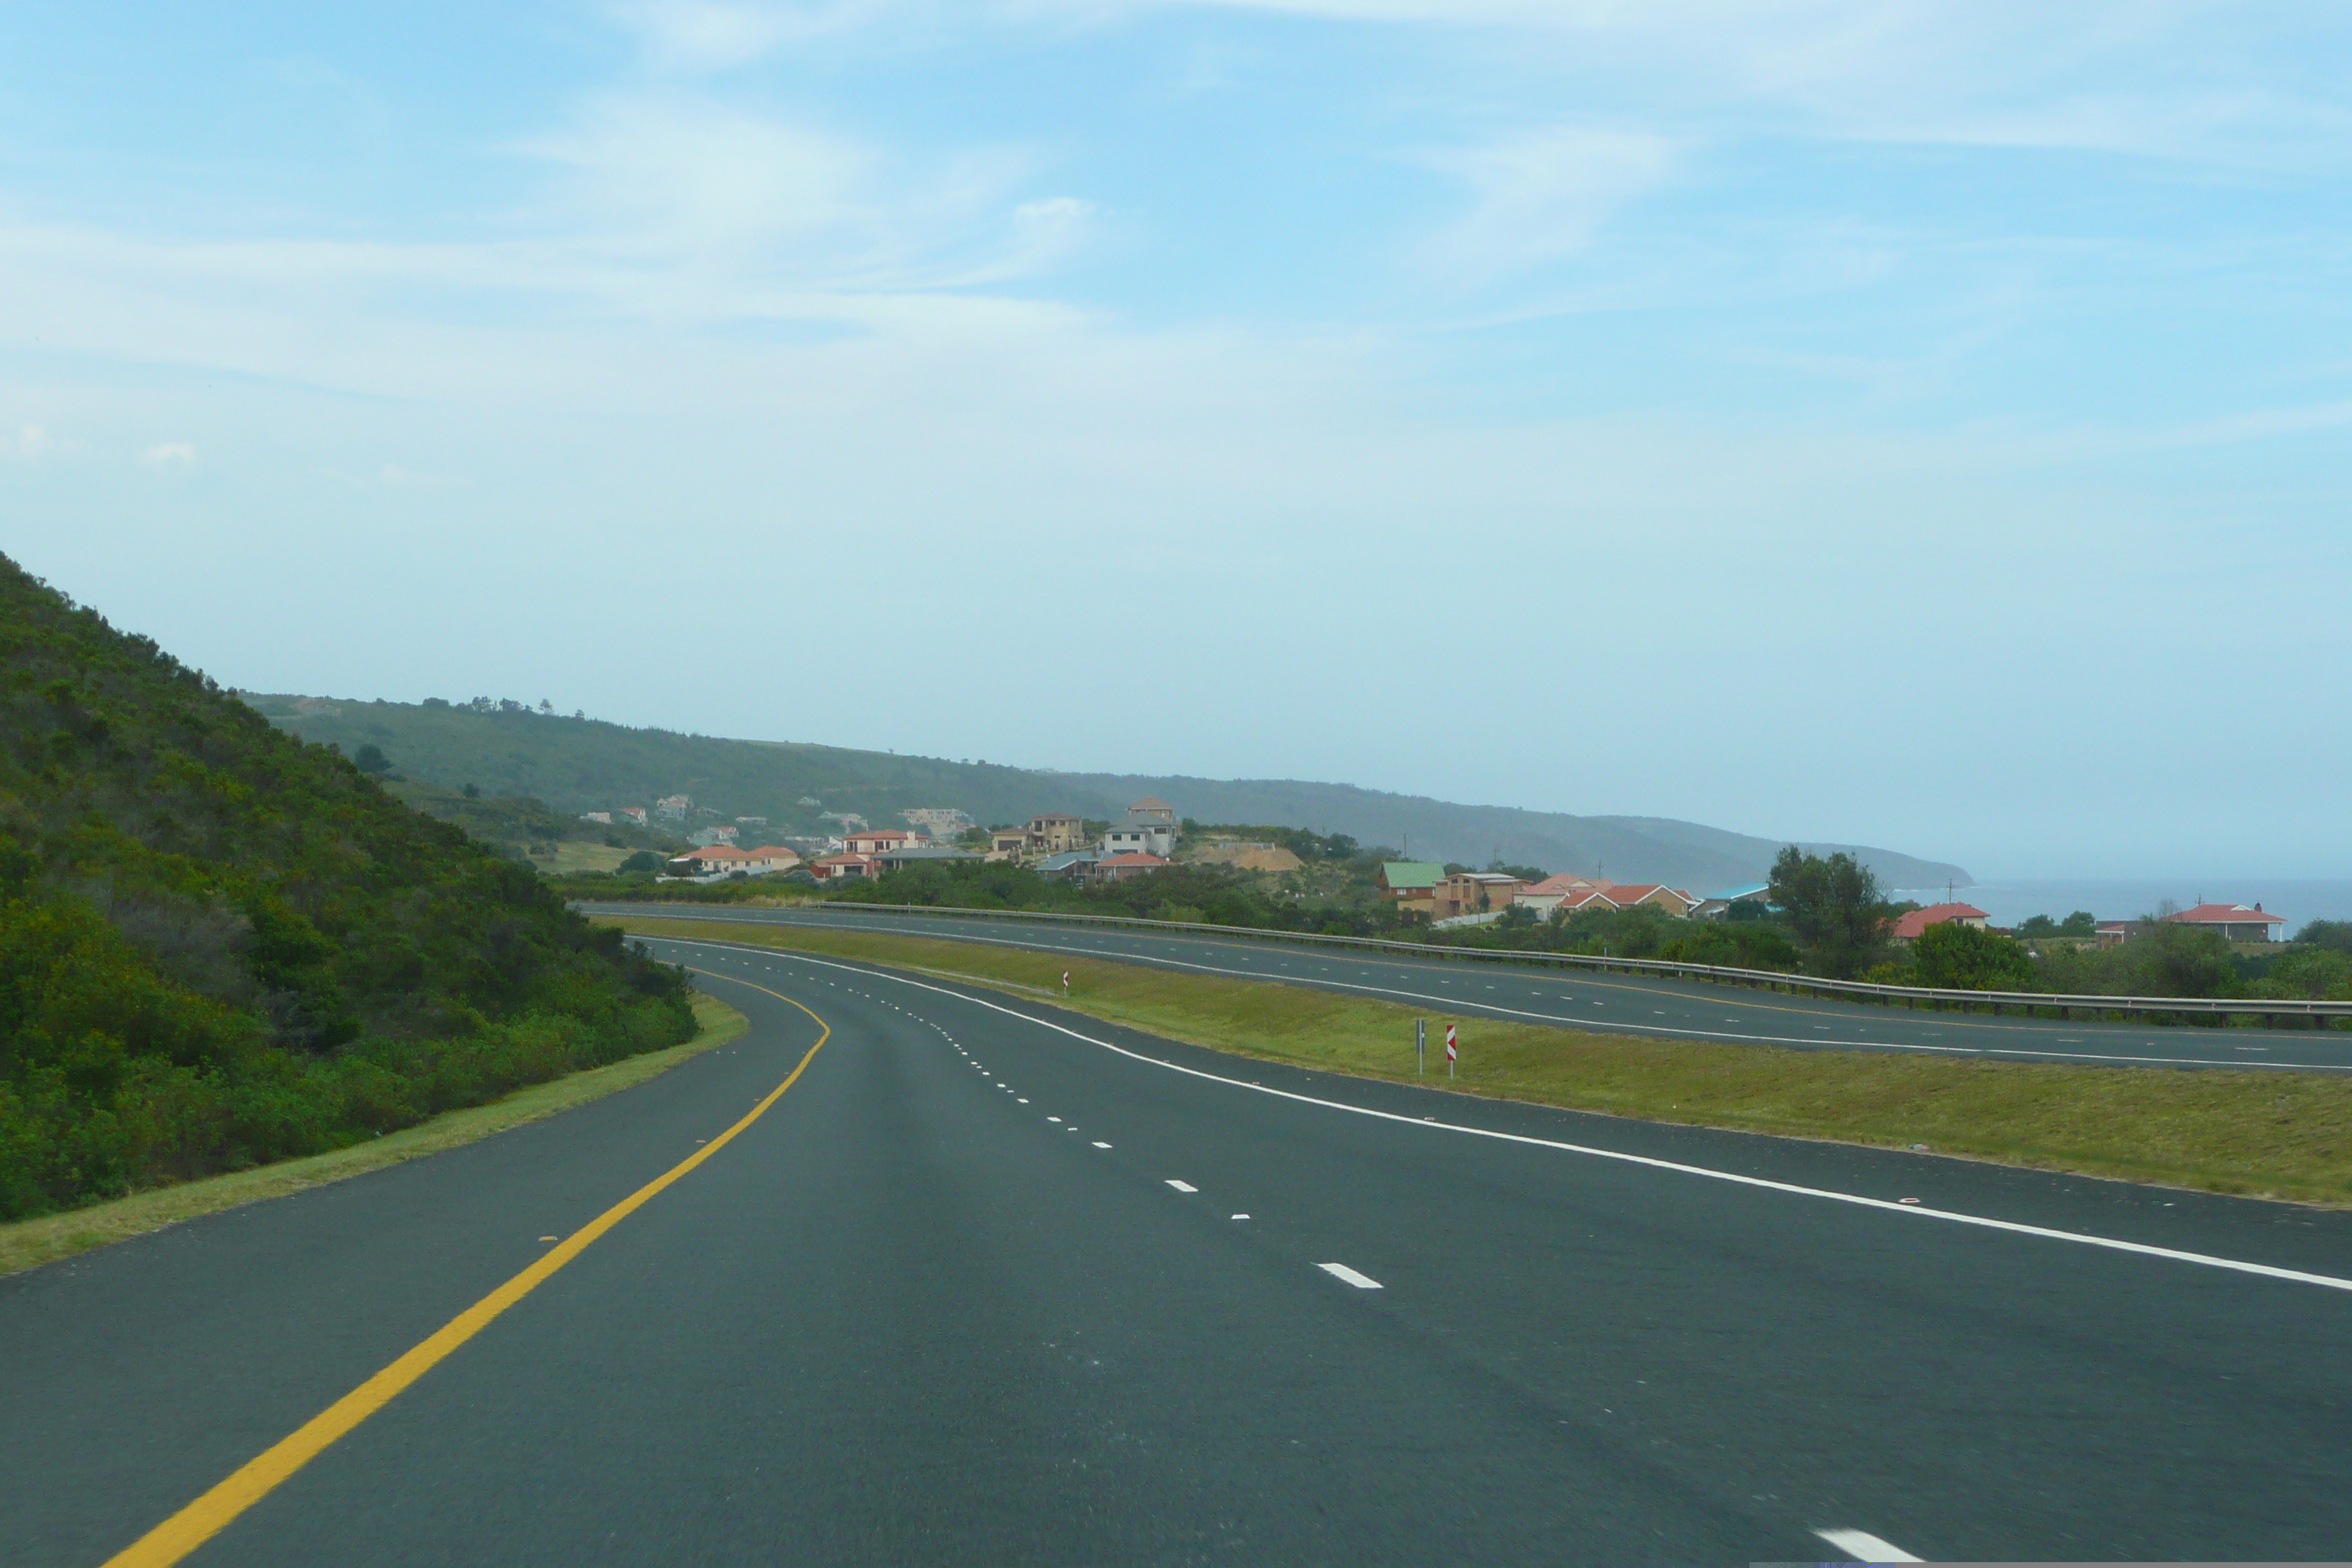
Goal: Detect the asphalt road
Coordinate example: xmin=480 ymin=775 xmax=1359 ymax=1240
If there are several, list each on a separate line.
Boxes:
xmin=588 ymin=901 xmax=2352 ymax=1073
xmin=7 ymin=933 xmax=2351 ymax=1565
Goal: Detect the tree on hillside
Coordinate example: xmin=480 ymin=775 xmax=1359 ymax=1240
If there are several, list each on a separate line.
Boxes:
xmin=2297 ymin=920 xmax=2352 ymax=954
xmin=1767 ymin=846 xmax=1893 ymax=979
xmin=353 ymin=742 xmax=393 ymax=775
xmin=1911 ymin=922 xmax=2033 ymax=991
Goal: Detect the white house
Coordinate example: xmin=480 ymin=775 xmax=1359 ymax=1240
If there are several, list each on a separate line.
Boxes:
xmin=1103 ymin=812 xmax=1176 ymax=858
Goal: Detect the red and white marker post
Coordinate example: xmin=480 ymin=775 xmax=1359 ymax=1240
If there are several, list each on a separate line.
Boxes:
xmin=1062 ymin=970 xmax=1071 ymax=997
xmin=1444 ymin=1022 xmax=1458 ymax=1079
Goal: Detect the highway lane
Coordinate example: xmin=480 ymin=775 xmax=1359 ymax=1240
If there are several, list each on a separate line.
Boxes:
xmin=3 ymin=935 xmax=2348 ymax=1564
xmin=592 ymin=900 xmax=2352 ymax=1071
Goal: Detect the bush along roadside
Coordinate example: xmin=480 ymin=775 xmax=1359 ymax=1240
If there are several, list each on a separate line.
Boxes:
xmin=0 ymin=881 xmax=695 ymax=1219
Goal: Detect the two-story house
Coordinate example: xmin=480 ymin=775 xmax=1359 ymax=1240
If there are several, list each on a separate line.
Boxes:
xmin=1103 ymin=812 xmax=1177 ymax=859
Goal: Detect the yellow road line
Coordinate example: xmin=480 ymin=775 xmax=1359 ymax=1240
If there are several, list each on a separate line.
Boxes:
xmin=103 ymin=974 xmax=826 ymax=1568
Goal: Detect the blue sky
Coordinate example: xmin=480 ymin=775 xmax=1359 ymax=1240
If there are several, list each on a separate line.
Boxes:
xmin=4 ymin=2 xmax=2349 ymax=880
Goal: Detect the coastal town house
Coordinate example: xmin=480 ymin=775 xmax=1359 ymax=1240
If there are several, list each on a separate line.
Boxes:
xmin=1092 ymin=851 xmax=1170 ymax=883
xmin=2167 ymin=903 xmax=2288 ymax=943
xmin=843 ymin=828 xmax=924 ymax=856
xmin=1515 ymin=874 xmax=1610 ymax=916
xmin=1025 ymin=813 xmax=1088 ymax=855
xmin=669 ymin=844 xmax=802 ymax=876
xmin=1602 ymin=884 xmax=1703 ymax=919
xmin=1892 ymin=902 xmax=1991 ymax=941
xmin=1104 ymin=811 xmax=1177 ymax=859
xmin=1433 ymin=871 xmax=1525 ymax=921
xmin=1376 ymin=862 xmax=1443 ymax=915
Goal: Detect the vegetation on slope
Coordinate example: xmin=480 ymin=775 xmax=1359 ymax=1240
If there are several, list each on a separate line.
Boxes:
xmin=0 ymin=993 xmax=745 ymax=1278
xmin=0 ymin=558 xmax=698 ymax=1220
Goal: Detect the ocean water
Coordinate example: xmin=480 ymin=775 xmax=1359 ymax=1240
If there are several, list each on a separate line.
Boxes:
xmin=1889 ymin=878 xmax=2352 ymax=936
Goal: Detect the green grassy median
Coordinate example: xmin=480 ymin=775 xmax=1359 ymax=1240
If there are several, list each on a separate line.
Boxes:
xmin=0 ymin=992 xmax=749 ymax=1278
xmin=618 ymin=916 xmax=2352 ymax=1209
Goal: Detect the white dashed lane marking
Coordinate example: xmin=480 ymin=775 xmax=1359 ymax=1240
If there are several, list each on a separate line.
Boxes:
xmin=1318 ymin=1262 xmax=1382 ymax=1289
xmin=1166 ymin=1180 xmax=1197 ymax=1193
xmin=1812 ymin=1527 xmax=1921 ymax=1562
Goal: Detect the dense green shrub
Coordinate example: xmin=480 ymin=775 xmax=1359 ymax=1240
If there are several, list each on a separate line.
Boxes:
xmin=1908 ymin=921 xmax=2035 ymax=991
xmin=0 ymin=556 xmax=696 ymax=1218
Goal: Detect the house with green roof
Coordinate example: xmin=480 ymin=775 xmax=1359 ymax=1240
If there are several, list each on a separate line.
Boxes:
xmin=1376 ymin=862 xmax=1444 ymax=913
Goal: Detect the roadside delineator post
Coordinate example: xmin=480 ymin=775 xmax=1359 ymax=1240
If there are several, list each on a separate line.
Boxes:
xmin=1062 ymin=970 xmax=1070 ymax=997
xmin=1415 ymin=1018 xmax=1425 ymax=1076
xmin=1445 ymin=1022 xmax=1458 ymax=1079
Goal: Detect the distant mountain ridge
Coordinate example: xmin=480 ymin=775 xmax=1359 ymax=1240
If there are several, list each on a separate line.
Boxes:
xmin=252 ymin=696 xmax=1970 ymax=893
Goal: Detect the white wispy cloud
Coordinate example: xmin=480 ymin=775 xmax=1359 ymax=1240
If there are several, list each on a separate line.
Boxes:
xmin=140 ymin=441 xmax=195 ymax=464
xmin=1417 ymin=127 xmax=1677 ymax=285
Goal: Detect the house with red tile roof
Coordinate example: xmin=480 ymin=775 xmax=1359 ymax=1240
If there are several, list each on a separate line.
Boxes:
xmin=1515 ymin=874 xmax=1610 ymax=916
xmin=2166 ymin=903 xmax=2287 ymax=942
xmin=1092 ymin=851 xmax=1169 ymax=883
xmin=810 ymin=852 xmax=878 ymax=881
xmin=668 ymin=844 xmax=804 ymax=876
xmin=1599 ymin=883 xmax=1703 ymax=919
xmin=1893 ymin=902 xmax=1990 ymax=941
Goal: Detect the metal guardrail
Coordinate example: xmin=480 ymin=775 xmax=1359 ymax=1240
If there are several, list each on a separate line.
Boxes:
xmin=591 ymin=899 xmax=2352 ymax=1029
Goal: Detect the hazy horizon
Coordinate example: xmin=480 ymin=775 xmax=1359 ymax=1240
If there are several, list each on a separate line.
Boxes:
xmin=6 ymin=4 xmax=2348 ymax=881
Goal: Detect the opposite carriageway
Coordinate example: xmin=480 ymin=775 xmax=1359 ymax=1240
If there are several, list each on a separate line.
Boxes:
xmin=586 ymin=901 xmax=2352 ymax=1073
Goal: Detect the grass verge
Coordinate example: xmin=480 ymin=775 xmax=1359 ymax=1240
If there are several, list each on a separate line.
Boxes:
xmin=614 ymin=916 xmax=2352 ymax=1208
xmin=0 ymin=992 xmax=749 ymax=1279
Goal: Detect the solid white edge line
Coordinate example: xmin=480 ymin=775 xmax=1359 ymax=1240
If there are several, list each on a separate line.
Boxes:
xmin=1319 ymin=1262 xmax=1383 ymax=1289
xmin=644 ymin=936 xmax=2352 ymax=1295
xmin=1813 ymin=1526 xmax=1923 ymax=1561
xmin=630 ymin=911 xmax=2351 ymax=1071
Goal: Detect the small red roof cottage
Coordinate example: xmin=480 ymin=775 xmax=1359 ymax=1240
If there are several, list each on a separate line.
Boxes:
xmin=1893 ymin=902 xmax=1990 ymax=941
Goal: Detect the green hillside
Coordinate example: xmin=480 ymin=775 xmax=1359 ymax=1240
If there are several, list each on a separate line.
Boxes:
xmin=0 ymin=560 xmax=697 ymax=1220
xmin=257 ymin=695 xmax=1970 ymax=892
